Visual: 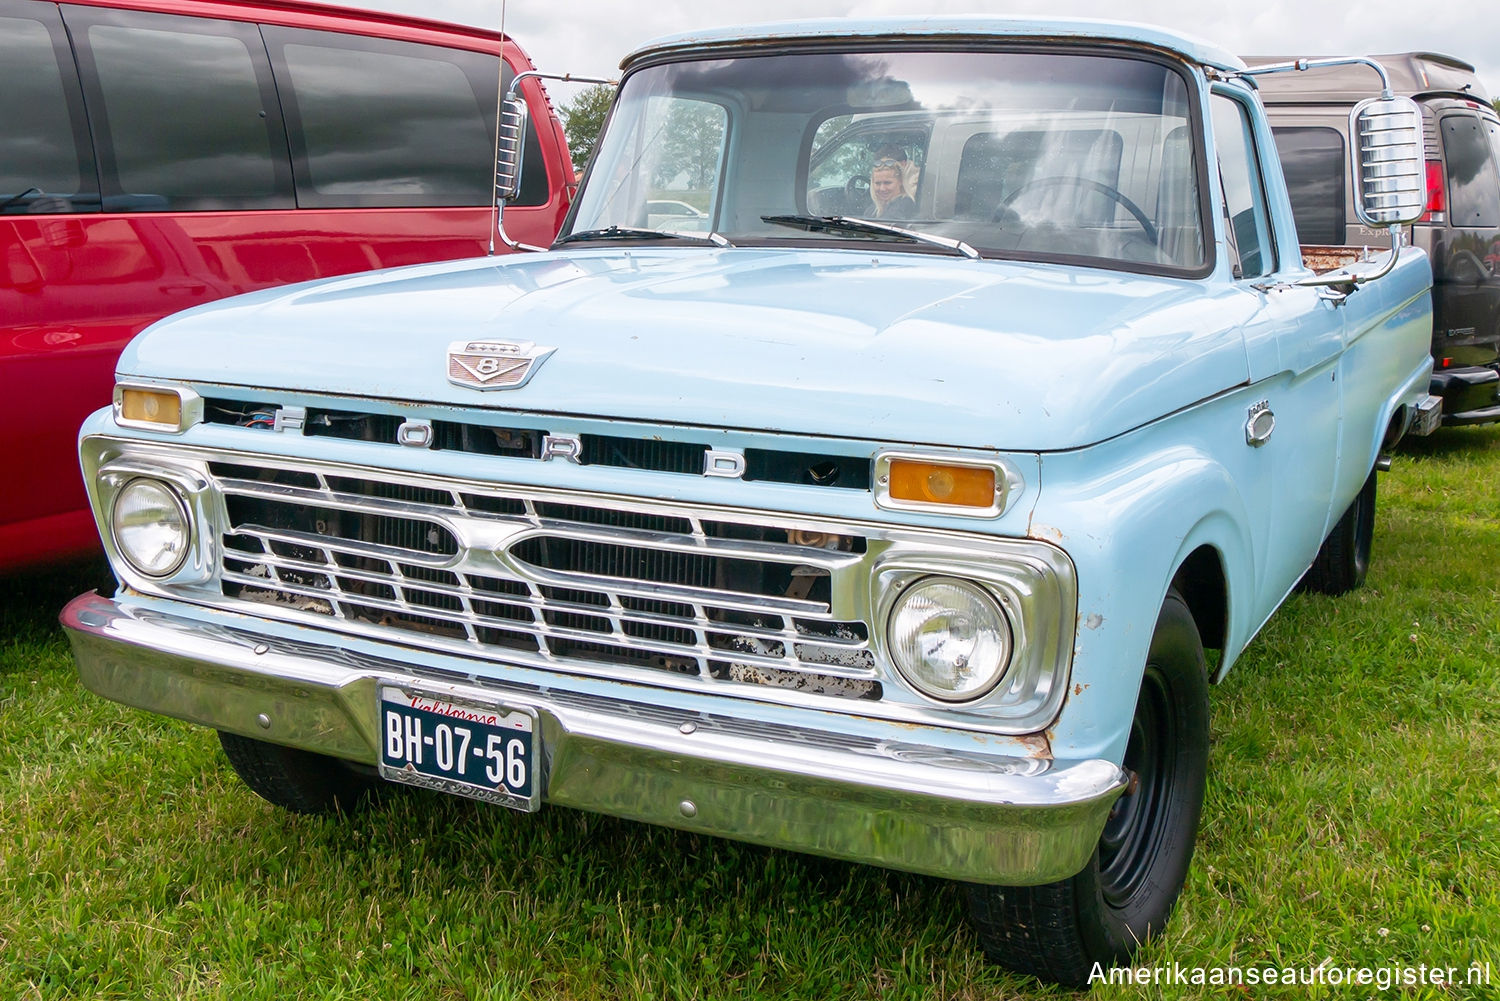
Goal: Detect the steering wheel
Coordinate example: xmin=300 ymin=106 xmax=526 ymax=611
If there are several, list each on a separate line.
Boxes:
xmin=999 ymin=176 xmax=1158 ymax=244
xmin=844 ymin=174 xmax=871 ymax=212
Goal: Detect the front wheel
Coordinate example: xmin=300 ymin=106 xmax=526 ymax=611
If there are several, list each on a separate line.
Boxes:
xmin=967 ymin=589 xmax=1210 ymax=987
xmin=218 ymin=731 xmax=380 ymax=815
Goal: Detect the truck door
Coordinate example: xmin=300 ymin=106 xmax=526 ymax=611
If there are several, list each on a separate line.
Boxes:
xmin=1211 ymin=89 xmax=1343 ymax=609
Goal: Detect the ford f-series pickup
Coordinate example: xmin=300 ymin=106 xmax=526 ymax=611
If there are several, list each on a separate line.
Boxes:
xmin=63 ymin=18 xmax=1436 ymax=984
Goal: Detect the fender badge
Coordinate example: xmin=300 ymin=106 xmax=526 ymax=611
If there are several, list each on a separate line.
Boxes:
xmin=1246 ymin=400 xmax=1275 ymax=447
xmin=447 ymin=339 xmax=555 ymax=391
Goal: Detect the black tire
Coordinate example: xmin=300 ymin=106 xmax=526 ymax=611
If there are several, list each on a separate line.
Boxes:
xmin=218 ymin=731 xmax=379 ymax=815
xmin=1299 ymin=469 xmax=1376 ymax=596
xmin=967 ymin=589 xmax=1210 ymax=987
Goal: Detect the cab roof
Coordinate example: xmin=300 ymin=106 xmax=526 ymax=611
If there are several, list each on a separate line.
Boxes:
xmin=622 ymin=16 xmax=1243 ymax=73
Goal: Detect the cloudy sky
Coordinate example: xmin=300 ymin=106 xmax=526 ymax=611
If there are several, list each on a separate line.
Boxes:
xmin=342 ymin=0 xmax=1500 ymax=104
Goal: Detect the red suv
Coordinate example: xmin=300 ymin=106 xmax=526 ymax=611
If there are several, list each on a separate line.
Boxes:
xmin=0 ymin=0 xmax=576 ymax=570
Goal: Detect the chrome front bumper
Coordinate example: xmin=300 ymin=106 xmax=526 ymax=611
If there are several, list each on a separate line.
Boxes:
xmin=63 ymin=591 xmax=1125 ymax=885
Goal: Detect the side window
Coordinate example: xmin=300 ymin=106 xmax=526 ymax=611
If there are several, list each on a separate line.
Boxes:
xmin=1211 ymin=94 xmax=1276 ymax=278
xmin=1441 ymin=113 xmax=1500 ymax=228
xmin=262 ymin=28 xmax=548 ymax=208
xmin=63 ymin=5 xmax=292 ymax=211
xmin=1270 ymin=126 xmax=1346 ymax=246
xmin=0 ymin=0 xmax=97 ymax=212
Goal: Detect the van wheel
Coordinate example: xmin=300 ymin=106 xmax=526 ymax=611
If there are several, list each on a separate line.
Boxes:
xmin=218 ymin=731 xmax=379 ymax=815
xmin=1300 ymin=469 xmax=1376 ymax=596
xmin=966 ymin=589 xmax=1209 ymax=987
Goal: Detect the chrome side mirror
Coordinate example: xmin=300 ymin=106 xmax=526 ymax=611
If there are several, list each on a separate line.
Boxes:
xmin=490 ymin=70 xmax=614 ymax=254
xmin=1350 ymin=96 xmax=1425 ymax=228
xmin=494 ymin=94 xmax=530 ymax=204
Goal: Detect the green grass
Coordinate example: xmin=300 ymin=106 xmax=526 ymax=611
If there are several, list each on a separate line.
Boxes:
xmin=3 ymin=428 xmax=1499 ymax=999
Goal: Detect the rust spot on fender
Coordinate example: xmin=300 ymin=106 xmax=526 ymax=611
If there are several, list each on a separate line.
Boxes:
xmin=1016 ymin=733 xmax=1051 ymax=760
xmin=1028 ymin=523 xmax=1064 ymax=545
xmin=1073 ymin=682 xmax=1090 ymax=696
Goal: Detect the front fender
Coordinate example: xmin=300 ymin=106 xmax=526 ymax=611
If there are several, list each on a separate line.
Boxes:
xmin=1031 ymin=413 xmax=1261 ymax=764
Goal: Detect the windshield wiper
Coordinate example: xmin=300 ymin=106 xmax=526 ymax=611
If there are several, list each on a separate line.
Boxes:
xmin=555 ymin=225 xmax=732 ymax=247
xmin=760 ymin=214 xmax=980 ymax=260
xmin=0 ymin=187 xmax=42 ymax=211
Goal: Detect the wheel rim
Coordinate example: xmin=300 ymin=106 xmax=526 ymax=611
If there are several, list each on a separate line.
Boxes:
xmin=1097 ymin=665 xmax=1175 ymax=908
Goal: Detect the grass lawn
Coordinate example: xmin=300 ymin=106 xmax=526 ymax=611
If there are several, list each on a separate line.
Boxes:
xmin=2 ymin=427 xmax=1497 ymax=1000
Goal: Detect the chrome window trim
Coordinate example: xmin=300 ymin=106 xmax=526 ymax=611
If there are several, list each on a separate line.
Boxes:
xmin=112 ymin=383 xmax=204 ymax=434
xmin=872 ymin=450 xmax=1024 ymax=519
xmin=81 ymin=435 xmax=1075 ymax=735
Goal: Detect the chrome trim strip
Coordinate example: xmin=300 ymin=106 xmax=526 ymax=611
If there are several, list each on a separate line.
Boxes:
xmin=64 ymin=592 xmax=1123 ymax=885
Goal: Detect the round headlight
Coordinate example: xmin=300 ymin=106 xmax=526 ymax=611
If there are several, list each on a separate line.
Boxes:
xmin=112 ymin=478 xmax=190 ymax=577
xmin=887 ymin=577 xmax=1013 ymax=702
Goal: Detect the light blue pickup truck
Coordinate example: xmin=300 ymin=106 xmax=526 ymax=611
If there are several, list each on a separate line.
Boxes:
xmin=64 ymin=17 xmax=1436 ymax=985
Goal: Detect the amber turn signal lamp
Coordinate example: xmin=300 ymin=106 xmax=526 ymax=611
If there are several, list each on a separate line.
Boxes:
xmin=887 ymin=459 xmax=996 ymax=508
xmin=117 ymin=387 xmax=183 ymax=429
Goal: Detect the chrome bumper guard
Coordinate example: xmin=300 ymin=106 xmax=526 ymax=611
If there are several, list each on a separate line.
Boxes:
xmin=63 ymin=591 xmax=1125 ymax=885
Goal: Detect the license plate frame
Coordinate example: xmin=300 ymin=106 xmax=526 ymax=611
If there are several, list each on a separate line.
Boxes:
xmin=377 ymin=685 xmax=540 ymax=812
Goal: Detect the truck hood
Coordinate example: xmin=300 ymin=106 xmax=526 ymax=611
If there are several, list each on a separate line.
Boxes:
xmin=120 ymin=248 xmax=1252 ymax=452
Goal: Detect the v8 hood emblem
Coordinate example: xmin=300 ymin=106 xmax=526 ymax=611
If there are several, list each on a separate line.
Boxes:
xmin=447 ymin=339 xmax=556 ymax=391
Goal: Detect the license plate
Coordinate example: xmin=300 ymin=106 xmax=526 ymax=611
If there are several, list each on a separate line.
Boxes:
xmin=377 ymin=686 xmax=539 ymax=811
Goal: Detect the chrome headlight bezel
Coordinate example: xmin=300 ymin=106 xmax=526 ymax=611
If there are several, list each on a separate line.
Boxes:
xmin=91 ymin=454 xmax=218 ymax=589
xmin=872 ymin=545 xmax=1075 ymax=719
xmin=886 ymin=575 xmax=1015 ymax=702
xmin=111 ymin=477 xmax=192 ymax=578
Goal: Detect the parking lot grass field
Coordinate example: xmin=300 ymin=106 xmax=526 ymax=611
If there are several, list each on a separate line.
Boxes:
xmin=2 ymin=427 xmax=1498 ymax=1000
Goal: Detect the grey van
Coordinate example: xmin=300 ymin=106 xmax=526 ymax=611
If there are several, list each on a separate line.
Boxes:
xmin=1248 ymin=52 xmax=1500 ymax=426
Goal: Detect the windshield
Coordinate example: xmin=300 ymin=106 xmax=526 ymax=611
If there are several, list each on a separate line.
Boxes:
xmin=565 ymin=48 xmax=1207 ymax=273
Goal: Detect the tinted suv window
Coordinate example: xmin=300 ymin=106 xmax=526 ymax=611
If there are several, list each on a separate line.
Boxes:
xmin=64 ymin=6 xmax=292 ymax=211
xmin=1270 ymin=127 xmax=1345 ymax=245
xmin=263 ymin=28 xmax=549 ymax=208
xmin=0 ymin=0 xmax=96 ymax=212
xmin=1441 ymin=113 xmax=1500 ymax=228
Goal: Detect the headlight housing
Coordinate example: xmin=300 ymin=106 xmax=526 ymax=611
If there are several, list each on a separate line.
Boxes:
xmin=111 ymin=478 xmax=191 ymax=577
xmin=887 ymin=576 xmax=1013 ymax=702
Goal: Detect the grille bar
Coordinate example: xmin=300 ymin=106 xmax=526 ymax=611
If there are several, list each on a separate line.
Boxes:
xmin=225 ymin=547 xmax=864 ymax=650
xmin=221 ymin=565 xmax=874 ymax=679
xmin=221 ymin=474 xmax=859 ymax=572
xmin=215 ymin=463 xmax=878 ymax=697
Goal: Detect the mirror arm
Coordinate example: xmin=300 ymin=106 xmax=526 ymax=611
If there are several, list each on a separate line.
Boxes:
xmin=1237 ymin=56 xmax=1395 ymax=100
xmin=492 ymin=71 xmax=618 ymax=255
xmin=1294 ymin=225 xmax=1407 ymax=293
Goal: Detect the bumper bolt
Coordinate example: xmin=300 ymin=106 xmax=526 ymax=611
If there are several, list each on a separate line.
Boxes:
xmin=256 ymin=713 xmax=272 ymax=730
xmin=679 ymin=800 xmax=698 ymax=818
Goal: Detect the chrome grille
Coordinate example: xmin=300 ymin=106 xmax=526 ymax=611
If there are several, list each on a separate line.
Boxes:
xmin=209 ymin=462 xmax=879 ymax=698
